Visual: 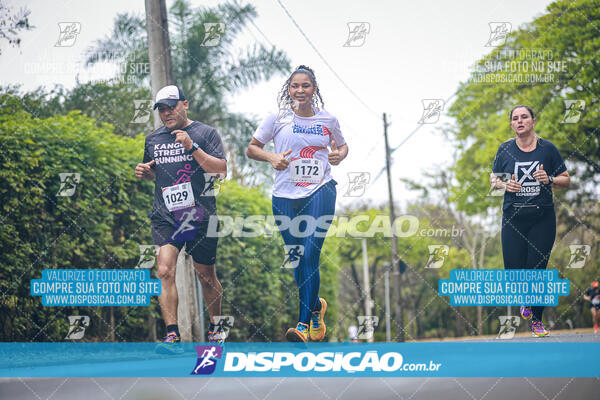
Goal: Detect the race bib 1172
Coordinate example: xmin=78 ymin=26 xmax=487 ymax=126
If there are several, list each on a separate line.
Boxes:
xmin=290 ymin=158 xmax=323 ymax=184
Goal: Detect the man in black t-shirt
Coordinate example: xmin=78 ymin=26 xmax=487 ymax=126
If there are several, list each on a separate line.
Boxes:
xmin=583 ymin=280 xmax=600 ymax=334
xmin=135 ymin=85 xmax=228 ymax=351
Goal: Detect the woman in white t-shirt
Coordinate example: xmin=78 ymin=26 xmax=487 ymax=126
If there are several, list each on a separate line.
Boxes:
xmin=247 ymin=65 xmax=348 ymax=342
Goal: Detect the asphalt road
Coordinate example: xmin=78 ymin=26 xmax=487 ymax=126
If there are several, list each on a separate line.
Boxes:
xmin=1 ymin=377 xmax=599 ymax=400
xmin=430 ymin=329 xmax=600 ymax=342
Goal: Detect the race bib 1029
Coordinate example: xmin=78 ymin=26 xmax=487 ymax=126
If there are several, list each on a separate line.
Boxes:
xmin=162 ymin=182 xmax=195 ymax=211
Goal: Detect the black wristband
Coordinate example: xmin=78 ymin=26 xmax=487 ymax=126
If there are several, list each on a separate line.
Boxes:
xmin=187 ymin=142 xmax=200 ymax=155
xmin=547 ymin=175 xmax=554 ymax=185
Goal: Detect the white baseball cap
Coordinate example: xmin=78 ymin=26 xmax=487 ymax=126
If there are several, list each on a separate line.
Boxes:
xmin=153 ymin=85 xmax=186 ymax=109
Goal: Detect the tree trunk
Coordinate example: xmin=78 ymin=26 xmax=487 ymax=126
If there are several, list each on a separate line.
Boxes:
xmin=395 ymin=272 xmax=404 ymax=342
xmin=176 ymin=250 xmax=201 ymax=341
xmin=456 ymin=308 xmax=464 ymax=337
xmin=109 ymin=306 xmax=115 ymax=341
xmin=147 ymin=310 xmax=157 ymax=341
xmin=349 ymin=261 xmax=363 ymax=307
xmin=477 ymin=229 xmax=488 ymax=335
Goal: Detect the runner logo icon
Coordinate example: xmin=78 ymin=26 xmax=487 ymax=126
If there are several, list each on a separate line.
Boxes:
xmin=357 ymin=316 xmax=379 ymax=340
xmin=425 ymin=245 xmax=449 ymax=269
xmin=487 ymin=172 xmax=511 ymax=197
xmin=137 ymin=245 xmax=159 ymax=269
xmin=343 ymin=22 xmax=371 ymax=47
xmin=561 ymin=100 xmax=585 ymax=124
xmin=200 ymin=173 xmax=221 ymax=196
xmin=131 ymin=100 xmax=153 ymax=124
xmin=65 ymin=315 xmax=90 ymax=340
xmin=57 ymin=173 xmax=80 ymax=197
xmin=201 ymin=23 xmax=225 ymax=47
xmin=171 ymin=208 xmax=201 ymax=241
xmin=485 ymin=22 xmax=511 ymax=47
xmin=191 ymin=345 xmax=223 ymax=375
xmin=55 ymin=22 xmax=81 ymax=47
xmin=282 ymin=245 xmax=304 ymax=269
xmin=212 ymin=316 xmax=235 ymax=339
xmin=566 ymin=245 xmax=590 ymax=269
xmin=344 ymin=172 xmax=370 ymax=197
xmin=497 ymin=316 xmax=520 ymax=339
xmin=418 ymin=99 xmax=445 ymax=124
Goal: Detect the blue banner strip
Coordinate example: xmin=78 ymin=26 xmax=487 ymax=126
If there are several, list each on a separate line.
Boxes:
xmin=439 ymin=269 xmax=569 ymax=306
xmin=0 ymin=342 xmax=598 ymax=377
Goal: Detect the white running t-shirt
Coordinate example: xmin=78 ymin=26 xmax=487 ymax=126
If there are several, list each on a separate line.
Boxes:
xmin=253 ymin=108 xmax=346 ymax=199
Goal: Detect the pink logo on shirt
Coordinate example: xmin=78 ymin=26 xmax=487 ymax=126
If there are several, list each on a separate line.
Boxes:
xmin=175 ymin=163 xmax=194 ymax=184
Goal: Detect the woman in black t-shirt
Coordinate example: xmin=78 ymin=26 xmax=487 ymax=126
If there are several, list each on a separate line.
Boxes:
xmin=490 ymin=105 xmax=570 ymax=337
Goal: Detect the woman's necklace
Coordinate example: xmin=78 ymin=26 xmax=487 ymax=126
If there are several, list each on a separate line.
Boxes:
xmin=516 ymin=134 xmax=537 ymax=152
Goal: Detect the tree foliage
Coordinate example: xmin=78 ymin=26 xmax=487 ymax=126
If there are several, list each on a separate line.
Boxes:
xmin=447 ymin=0 xmax=599 ymax=233
xmin=85 ymin=0 xmax=291 ymax=184
xmin=0 ymin=107 xmax=153 ymax=340
xmin=439 ymin=0 xmax=600 ymax=335
xmin=0 ymin=105 xmax=340 ymax=341
xmin=0 ymin=3 xmax=33 ymax=54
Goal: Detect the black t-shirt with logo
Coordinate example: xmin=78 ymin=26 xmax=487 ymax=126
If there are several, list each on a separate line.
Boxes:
xmin=585 ymin=286 xmax=600 ymax=306
xmin=142 ymin=121 xmax=226 ymax=225
xmin=492 ymin=138 xmax=566 ymax=211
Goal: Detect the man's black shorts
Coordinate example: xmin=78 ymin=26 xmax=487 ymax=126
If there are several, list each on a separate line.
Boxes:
xmin=151 ymin=218 xmax=218 ymax=265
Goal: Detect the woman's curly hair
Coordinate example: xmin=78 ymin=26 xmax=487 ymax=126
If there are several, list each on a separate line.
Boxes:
xmin=277 ymin=65 xmax=324 ymax=111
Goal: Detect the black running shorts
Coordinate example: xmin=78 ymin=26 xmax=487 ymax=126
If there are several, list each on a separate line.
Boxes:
xmin=151 ymin=219 xmax=218 ymax=265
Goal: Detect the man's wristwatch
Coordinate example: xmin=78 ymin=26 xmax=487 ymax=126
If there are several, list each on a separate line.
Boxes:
xmin=547 ymin=175 xmax=554 ymax=185
xmin=187 ymin=142 xmax=200 ymax=155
